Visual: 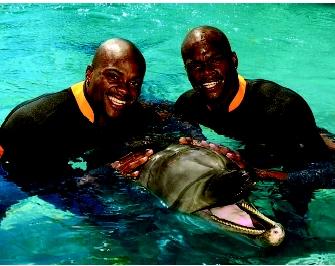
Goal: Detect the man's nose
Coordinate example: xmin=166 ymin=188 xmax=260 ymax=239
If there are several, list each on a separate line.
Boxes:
xmin=117 ymin=83 xmax=136 ymax=101
xmin=202 ymin=64 xmax=215 ymax=76
xmin=118 ymin=84 xmax=130 ymax=96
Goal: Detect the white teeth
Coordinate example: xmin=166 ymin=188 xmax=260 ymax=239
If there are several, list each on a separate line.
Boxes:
xmin=203 ymin=81 xmax=222 ymax=89
xmin=109 ymin=96 xmax=126 ymax=106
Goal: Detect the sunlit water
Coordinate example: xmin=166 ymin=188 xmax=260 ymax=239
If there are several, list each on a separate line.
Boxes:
xmin=0 ymin=3 xmax=335 ymax=264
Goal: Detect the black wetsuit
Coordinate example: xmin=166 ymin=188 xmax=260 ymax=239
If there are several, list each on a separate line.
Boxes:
xmin=175 ymin=78 xmax=330 ymax=170
xmin=0 ymin=82 xmax=203 ymax=177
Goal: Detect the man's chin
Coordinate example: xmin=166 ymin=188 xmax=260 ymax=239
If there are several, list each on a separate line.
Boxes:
xmin=199 ymin=88 xmax=222 ymax=101
xmin=205 ymin=93 xmax=221 ymax=103
xmin=106 ymin=107 xmax=124 ymax=119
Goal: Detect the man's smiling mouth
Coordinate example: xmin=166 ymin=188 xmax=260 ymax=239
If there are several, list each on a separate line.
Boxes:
xmin=108 ymin=96 xmax=126 ymax=106
xmin=203 ymin=80 xmax=224 ymax=89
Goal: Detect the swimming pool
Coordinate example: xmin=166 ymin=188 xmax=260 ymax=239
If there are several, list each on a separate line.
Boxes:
xmin=0 ymin=3 xmax=335 ymax=264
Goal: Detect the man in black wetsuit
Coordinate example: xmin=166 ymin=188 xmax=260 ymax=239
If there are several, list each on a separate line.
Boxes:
xmin=0 ymin=38 xmax=202 ymax=178
xmin=0 ymin=38 xmax=148 ymax=176
xmin=175 ymin=25 xmax=332 ymax=170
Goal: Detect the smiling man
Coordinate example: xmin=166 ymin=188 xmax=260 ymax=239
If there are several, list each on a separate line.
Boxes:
xmin=175 ymin=26 xmax=332 ymax=170
xmin=85 ymin=39 xmax=145 ymax=125
xmin=0 ymin=38 xmax=157 ymax=177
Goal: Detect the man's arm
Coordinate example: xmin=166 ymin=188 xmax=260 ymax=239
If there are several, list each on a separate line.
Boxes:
xmin=263 ymin=97 xmax=330 ymax=169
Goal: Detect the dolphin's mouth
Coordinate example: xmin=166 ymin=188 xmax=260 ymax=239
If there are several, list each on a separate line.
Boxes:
xmin=196 ymin=200 xmax=285 ymax=246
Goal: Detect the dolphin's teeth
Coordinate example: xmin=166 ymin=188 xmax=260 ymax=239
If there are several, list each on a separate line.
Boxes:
xmin=208 ymin=212 xmax=267 ymax=235
xmin=238 ymin=201 xmax=277 ymax=227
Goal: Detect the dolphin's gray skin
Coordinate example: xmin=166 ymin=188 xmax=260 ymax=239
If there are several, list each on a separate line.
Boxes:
xmin=138 ymin=144 xmax=285 ymax=247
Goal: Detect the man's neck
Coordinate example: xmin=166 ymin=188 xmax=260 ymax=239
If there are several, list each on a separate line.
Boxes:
xmin=206 ymin=74 xmax=245 ymax=112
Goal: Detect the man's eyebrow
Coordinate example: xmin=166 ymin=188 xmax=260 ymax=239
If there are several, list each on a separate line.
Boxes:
xmin=104 ymin=68 xmax=123 ymax=75
xmin=212 ymin=54 xmax=227 ymax=59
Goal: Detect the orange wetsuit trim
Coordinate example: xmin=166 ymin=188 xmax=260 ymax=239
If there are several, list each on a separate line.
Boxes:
xmin=71 ymin=81 xmax=94 ymax=123
xmin=0 ymin=145 xmax=4 ymax=158
xmin=228 ymin=75 xmax=246 ymax=112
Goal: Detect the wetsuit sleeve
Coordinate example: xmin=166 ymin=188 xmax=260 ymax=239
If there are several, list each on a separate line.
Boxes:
xmin=1 ymin=111 xmax=36 ymax=164
xmin=1 ymin=108 xmax=69 ymax=176
xmin=287 ymin=161 xmax=335 ymax=188
xmin=255 ymin=83 xmax=331 ymax=169
xmin=279 ymin=97 xmax=330 ymax=166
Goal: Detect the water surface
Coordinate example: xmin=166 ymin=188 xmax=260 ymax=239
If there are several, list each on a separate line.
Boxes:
xmin=0 ymin=3 xmax=335 ymax=264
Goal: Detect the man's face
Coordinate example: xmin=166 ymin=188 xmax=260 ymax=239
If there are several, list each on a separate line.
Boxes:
xmin=87 ymin=54 xmax=144 ymax=119
xmin=183 ymin=37 xmax=235 ymax=104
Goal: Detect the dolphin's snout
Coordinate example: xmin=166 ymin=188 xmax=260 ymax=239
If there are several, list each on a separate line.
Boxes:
xmin=257 ymin=223 xmax=285 ymax=247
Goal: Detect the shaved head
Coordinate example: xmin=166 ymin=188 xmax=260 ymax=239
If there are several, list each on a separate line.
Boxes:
xmin=92 ymin=38 xmax=146 ymax=72
xmin=181 ymin=26 xmax=232 ymax=60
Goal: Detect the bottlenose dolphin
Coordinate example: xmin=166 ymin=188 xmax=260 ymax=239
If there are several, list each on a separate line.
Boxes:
xmin=137 ymin=144 xmax=285 ymax=247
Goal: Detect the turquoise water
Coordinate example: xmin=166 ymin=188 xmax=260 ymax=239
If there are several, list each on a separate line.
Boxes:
xmin=0 ymin=3 xmax=335 ymax=264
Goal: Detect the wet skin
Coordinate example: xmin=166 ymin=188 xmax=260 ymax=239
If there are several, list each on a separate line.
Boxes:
xmin=182 ymin=27 xmax=239 ymax=111
xmin=85 ymin=39 xmax=145 ymax=125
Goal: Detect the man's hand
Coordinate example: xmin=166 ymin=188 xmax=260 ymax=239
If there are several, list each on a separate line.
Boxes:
xmin=254 ymin=168 xmax=288 ymax=181
xmin=321 ymin=133 xmax=335 ymax=151
xmin=110 ymin=149 xmax=154 ymax=180
xmin=179 ymin=137 xmax=246 ymax=169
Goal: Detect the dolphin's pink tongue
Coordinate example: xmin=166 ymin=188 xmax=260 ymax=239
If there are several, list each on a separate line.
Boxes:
xmin=210 ymin=204 xmax=255 ymax=228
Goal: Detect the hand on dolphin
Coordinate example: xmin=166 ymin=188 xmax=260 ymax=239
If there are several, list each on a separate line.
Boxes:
xmin=179 ymin=137 xmax=290 ymax=183
xmin=110 ymin=149 xmax=154 ymax=179
xmin=0 ymin=145 xmax=4 ymax=159
xmin=253 ymin=168 xmax=288 ymax=181
xmin=179 ymin=136 xmax=246 ymax=169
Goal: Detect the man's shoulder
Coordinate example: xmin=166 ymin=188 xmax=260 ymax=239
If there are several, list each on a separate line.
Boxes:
xmin=2 ymin=88 xmax=73 ymax=128
xmin=175 ymin=89 xmax=200 ymax=111
xmin=176 ymin=89 xmax=197 ymax=102
xmin=246 ymin=79 xmax=311 ymax=114
xmin=247 ymin=79 xmax=305 ymax=103
xmin=248 ymin=79 xmax=298 ymax=96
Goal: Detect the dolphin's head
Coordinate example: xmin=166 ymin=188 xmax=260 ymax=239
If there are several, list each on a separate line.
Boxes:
xmin=138 ymin=144 xmax=285 ymax=247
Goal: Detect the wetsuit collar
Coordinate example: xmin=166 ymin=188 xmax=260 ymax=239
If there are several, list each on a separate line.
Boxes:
xmin=228 ymin=75 xmax=246 ymax=112
xmin=71 ymin=81 xmax=95 ymax=123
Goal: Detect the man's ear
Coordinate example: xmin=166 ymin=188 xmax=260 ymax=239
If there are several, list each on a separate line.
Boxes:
xmin=85 ymin=65 xmax=93 ymax=84
xmin=232 ymin=52 xmax=238 ymax=69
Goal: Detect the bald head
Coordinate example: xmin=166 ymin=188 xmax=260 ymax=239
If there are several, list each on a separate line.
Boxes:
xmin=92 ymin=38 xmax=146 ymax=72
xmin=181 ymin=26 xmax=232 ymax=60
xmin=85 ymin=38 xmax=146 ymax=122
